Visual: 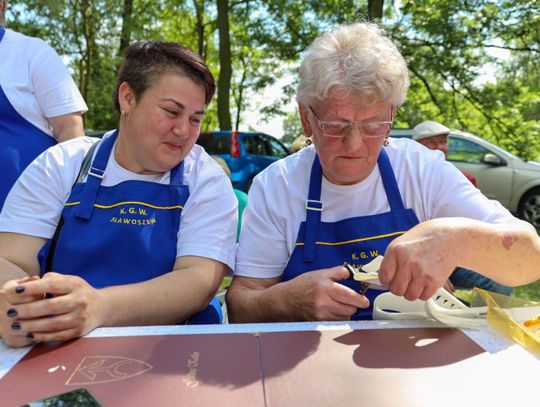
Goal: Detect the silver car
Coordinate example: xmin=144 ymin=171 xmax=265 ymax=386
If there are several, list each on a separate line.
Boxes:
xmin=391 ymin=129 xmax=540 ymax=227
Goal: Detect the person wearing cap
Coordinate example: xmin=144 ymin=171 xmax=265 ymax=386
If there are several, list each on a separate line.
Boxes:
xmin=412 ymin=121 xmax=477 ymax=187
xmin=412 ymin=120 xmax=513 ymax=295
xmin=226 ymin=22 xmax=540 ymax=324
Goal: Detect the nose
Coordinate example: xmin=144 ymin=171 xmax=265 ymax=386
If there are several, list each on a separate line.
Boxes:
xmin=172 ymin=117 xmax=190 ymax=139
xmin=343 ymin=126 xmax=368 ymax=150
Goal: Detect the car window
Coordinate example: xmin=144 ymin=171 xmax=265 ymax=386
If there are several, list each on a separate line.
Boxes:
xmin=243 ymin=135 xmax=269 ymax=156
xmin=268 ymin=137 xmax=289 ymax=158
xmin=448 ymin=137 xmax=491 ymax=163
xmin=197 ymin=135 xmax=229 ymax=154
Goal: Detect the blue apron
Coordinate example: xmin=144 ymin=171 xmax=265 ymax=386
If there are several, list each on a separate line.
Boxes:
xmin=38 ymin=130 xmax=222 ymax=324
xmin=282 ymin=148 xmax=419 ymax=320
xmin=0 ymin=26 xmax=57 ymax=211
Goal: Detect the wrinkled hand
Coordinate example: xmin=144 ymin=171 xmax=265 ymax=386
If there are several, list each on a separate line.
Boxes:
xmin=286 ymin=266 xmax=370 ymax=321
xmin=379 ymin=222 xmax=459 ymax=301
xmin=1 ymin=273 xmax=107 ymax=347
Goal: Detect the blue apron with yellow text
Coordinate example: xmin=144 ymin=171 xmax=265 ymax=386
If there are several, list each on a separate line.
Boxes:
xmin=282 ymin=148 xmax=419 ymax=320
xmin=0 ymin=26 xmax=57 ymax=210
xmin=38 ymin=130 xmax=221 ymax=324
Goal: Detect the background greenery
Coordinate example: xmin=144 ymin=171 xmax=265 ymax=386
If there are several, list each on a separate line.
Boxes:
xmin=5 ymin=0 xmax=540 ymax=159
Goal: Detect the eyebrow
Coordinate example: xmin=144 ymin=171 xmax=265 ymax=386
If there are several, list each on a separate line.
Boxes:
xmin=161 ymin=98 xmax=205 ymax=115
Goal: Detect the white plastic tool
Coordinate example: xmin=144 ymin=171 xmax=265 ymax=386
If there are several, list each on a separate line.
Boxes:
xmin=362 ymin=255 xmax=488 ymax=328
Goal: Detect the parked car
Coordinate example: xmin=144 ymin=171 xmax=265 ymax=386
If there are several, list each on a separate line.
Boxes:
xmin=197 ymin=131 xmax=290 ymax=191
xmin=391 ymin=129 xmax=540 ymax=227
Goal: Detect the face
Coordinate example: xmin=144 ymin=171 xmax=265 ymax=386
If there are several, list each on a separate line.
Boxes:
xmin=300 ymin=88 xmax=394 ymax=185
xmin=116 ymin=73 xmax=206 ymax=174
xmin=417 ymin=134 xmax=449 ymax=158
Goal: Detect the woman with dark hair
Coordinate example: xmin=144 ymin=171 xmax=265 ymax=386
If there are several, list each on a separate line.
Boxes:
xmin=0 ymin=41 xmax=237 ymax=347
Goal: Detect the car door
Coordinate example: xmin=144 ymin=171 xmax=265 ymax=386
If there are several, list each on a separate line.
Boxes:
xmin=448 ymin=136 xmax=513 ymax=207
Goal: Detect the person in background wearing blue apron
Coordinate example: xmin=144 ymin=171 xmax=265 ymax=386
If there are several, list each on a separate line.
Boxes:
xmin=226 ymin=22 xmax=540 ymax=323
xmin=0 ymin=0 xmax=87 ymax=211
xmin=0 ymin=41 xmax=237 ymax=348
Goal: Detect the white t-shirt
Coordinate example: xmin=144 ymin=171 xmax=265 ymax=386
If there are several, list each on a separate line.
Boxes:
xmin=235 ymin=138 xmax=515 ymax=278
xmin=0 ymin=133 xmax=238 ymax=270
xmin=0 ymin=28 xmax=88 ymax=137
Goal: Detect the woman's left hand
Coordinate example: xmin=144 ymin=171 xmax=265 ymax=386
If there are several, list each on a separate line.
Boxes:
xmin=4 ymin=272 xmax=108 ymax=344
xmin=378 ymin=220 xmax=461 ymax=301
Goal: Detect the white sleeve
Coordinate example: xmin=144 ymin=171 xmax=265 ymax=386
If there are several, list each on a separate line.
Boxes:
xmin=30 ymin=41 xmax=88 ymax=119
xmin=0 ymin=138 xmax=93 ymax=238
xmin=418 ymin=153 xmax=514 ymax=223
xmin=235 ymin=172 xmax=291 ymax=278
xmin=176 ymin=165 xmax=238 ymax=271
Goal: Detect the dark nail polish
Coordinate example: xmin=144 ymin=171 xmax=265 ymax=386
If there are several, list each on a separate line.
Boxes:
xmin=6 ymin=309 xmax=17 ymax=318
xmin=11 ymin=322 xmax=21 ymax=330
xmin=26 ymin=333 xmax=34 ymax=340
xmin=15 ymin=285 xmax=25 ymax=294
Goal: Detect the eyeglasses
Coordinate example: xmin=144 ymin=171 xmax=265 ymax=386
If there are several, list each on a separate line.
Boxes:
xmin=309 ymin=106 xmax=392 ymax=138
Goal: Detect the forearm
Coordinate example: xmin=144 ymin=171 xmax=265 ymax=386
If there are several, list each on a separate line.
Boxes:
xmin=226 ymin=278 xmax=298 ymax=323
xmin=99 ymin=265 xmax=225 ymax=327
xmin=455 ymin=218 xmax=540 ymax=286
xmin=0 ymin=258 xmax=30 ymax=286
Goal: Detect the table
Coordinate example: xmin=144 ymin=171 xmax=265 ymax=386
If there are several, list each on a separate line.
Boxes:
xmin=1 ymin=320 xmax=539 ymax=406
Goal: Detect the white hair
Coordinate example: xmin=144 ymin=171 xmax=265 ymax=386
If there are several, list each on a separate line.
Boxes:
xmin=296 ymin=22 xmax=410 ymax=107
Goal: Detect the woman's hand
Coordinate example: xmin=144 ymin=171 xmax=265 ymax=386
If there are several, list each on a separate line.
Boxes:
xmin=378 ymin=220 xmax=462 ymax=301
xmin=0 ymin=276 xmax=42 ymax=348
xmin=285 ymin=266 xmax=370 ymax=321
xmin=1 ymin=273 xmax=108 ymax=346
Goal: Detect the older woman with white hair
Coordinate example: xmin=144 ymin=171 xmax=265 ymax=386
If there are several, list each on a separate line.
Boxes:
xmin=226 ymin=22 xmax=540 ymax=322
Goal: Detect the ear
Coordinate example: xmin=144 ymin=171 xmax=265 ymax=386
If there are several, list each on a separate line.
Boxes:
xmin=390 ymin=105 xmax=398 ymax=120
xmin=118 ymin=82 xmax=136 ymax=115
xmin=298 ymin=103 xmax=312 ymax=138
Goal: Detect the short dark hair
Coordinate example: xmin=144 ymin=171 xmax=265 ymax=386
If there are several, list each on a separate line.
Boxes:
xmin=113 ymin=41 xmax=215 ymax=113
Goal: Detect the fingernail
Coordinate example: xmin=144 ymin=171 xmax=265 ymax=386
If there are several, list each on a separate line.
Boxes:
xmin=15 ymin=285 xmax=25 ymax=294
xmin=11 ymin=322 xmax=21 ymax=330
xmin=26 ymin=333 xmax=34 ymax=339
xmin=6 ymin=309 xmax=17 ymax=318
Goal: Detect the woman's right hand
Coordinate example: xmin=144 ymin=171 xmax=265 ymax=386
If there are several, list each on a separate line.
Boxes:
xmin=286 ymin=266 xmax=370 ymax=321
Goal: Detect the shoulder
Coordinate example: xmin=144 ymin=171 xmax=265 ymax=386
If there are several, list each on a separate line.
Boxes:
xmin=182 ymin=144 xmax=234 ymax=197
xmin=3 ymin=28 xmax=54 ymax=55
xmin=386 ymin=137 xmax=448 ymax=174
xmin=183 ymin=144 xmax=228 ymax=181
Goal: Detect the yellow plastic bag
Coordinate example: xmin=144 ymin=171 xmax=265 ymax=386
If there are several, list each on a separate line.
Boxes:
xmin=471 ymin=288 xmax=540 ymax=355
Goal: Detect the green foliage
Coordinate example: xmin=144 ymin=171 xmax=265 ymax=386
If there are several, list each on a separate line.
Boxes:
xmin=5 ymin=0 xmax=539 ymax=160
xmin=281 ymin=110 xmax=303 ymax=145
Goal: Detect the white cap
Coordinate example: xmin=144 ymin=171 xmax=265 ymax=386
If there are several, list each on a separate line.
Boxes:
xmin=412 ymin=120 xmax=450 ymax=141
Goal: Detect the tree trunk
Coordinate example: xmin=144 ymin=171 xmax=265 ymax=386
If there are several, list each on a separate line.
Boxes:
xmin=368 ymin=0 xmax=384 ymax=20
xmin=80 ymin=0 xmax=94 ymax=103
xmin=118 ymin=0 xmax=133 ymax=57
xmin=193 ymin=0 xmax=206 ymax=59
xmin=216 ymin=0 xmax=232 ymax=130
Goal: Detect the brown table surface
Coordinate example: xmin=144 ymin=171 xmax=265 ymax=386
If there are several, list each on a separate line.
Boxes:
xmin=1 ymin=320 xmax=539 ymax=407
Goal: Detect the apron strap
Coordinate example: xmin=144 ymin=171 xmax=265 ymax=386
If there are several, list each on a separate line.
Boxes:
xmin=169 ymin=160 xmax=184 ymax=186
xmin=45 ymin=139 xmax=102 ymax=273
xmin=75 ymin=130 xmax=117 ymax=220
xmin=302 ymin=154 xmax=323 ymax=263
xmin=378 ymin=147 xmax=406 ymax=211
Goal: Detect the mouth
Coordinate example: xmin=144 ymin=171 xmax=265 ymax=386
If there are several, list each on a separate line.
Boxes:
xmin=164 ymin=142 xmax=182 ymax=151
